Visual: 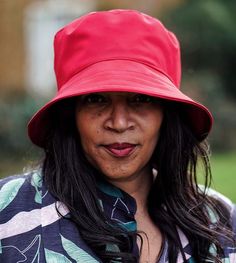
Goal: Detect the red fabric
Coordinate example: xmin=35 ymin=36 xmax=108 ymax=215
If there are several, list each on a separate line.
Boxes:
xmin=28 ymin=9 xmax=213 ymax=147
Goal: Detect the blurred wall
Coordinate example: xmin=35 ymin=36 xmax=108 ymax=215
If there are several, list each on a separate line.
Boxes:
xmin=0 ymin=0 xmax=30 ymax=94
xmin=0 ymin=0 xmax=96 ymax=96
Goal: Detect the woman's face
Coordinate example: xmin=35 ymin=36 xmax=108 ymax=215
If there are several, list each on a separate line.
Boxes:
xmin=75 ymin=92 xmax=163 ymax=183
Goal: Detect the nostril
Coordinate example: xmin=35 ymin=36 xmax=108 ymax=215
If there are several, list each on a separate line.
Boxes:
xmin=104 ymin=110 xmax=126 ymax=131
xmin=104 ymin=118 xmax=135 ymax=133
xmin=103 ymin=99 xmax=135 ymax=132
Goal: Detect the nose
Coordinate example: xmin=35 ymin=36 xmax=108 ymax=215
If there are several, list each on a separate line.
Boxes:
xmin=104 ymin=101 xmax=134 ymax=133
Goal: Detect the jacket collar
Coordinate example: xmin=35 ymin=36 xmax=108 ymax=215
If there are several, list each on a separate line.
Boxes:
xmin=96 ymin=178 xmax=193 ymax=262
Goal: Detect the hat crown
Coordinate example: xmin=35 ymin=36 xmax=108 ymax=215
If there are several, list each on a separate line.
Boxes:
xmin=54 ymin=9 xmax=181 ymax=90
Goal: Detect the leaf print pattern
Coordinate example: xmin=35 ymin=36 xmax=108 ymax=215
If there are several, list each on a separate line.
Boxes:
xmin=97 ymin=180 xmax=123 ymax=198
xmin=0 ymin=235 xmax=41 ymax=263
xmin=61 ymin=235 xmax=99 ymax=263
xmin=0 ymin=172 xmax=235 ymax=263
xmin=45 ymin=248 xmax=72 ymax=263
xmin=0 ymin=178 xmax=25 ymax=212
xmin=31 ymin=172 xmax=43 ymax=204
xmin=0 ymin=245 xmax=26 ymax=262
xmin=22 ymin=234 xmax=41 ymax=263
xmin=188 ymin=259 xmax=196 ymax=263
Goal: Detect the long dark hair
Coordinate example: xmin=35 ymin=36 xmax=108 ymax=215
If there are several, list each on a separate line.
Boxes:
xmin=42 ymin=98 xmax=235 ymax=262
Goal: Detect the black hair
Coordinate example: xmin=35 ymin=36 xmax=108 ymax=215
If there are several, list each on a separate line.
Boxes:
xmin=42 ymin=98 xmax=235 ymax=262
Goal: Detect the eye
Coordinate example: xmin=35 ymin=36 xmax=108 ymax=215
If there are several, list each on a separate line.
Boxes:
xmin=129 ymin=94 xmax=153 ymax=104
xmin=83 ymin=94 xmax=107 ymax=104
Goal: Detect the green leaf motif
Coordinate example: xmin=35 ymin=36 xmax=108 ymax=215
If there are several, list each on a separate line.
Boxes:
xmin=0 ymin=178 xmax=25 ymax=212
xmin=31 ymin=172 xmax=42 ymax=188
xmin=118 ymin=221 xmax=136 ymax=232
xmin=45 ymin=248 xmax=72 ymax=263
xmin=61 ymin=235 xmax=99 ymax=263
xmin=22 ymin=234 xmax=41 ymax=263
xmin=97 ymin=180 xmax=123 ymax=198
xmin=31 ymin=172 xmax=42 ymax=204
xmin=188 ymin=258 xmax=196 ymax=263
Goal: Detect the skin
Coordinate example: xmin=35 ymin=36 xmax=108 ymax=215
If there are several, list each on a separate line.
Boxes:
xmin=75 ymin=92 xmax=163 ymax=186
xmin=75 ymin=91 xmax=164 ymax=262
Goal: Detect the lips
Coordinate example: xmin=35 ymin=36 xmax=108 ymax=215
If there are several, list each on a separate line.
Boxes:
xmin=103 ymin=143 xmax=137 ymax=157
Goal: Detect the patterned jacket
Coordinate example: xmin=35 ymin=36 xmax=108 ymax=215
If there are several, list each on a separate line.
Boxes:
xmin=0 ymin=170 xmax=235 ymax=262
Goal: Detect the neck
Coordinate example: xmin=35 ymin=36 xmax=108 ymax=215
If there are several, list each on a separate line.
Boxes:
xmin=108 ymin=167 xmax=153 ymax=213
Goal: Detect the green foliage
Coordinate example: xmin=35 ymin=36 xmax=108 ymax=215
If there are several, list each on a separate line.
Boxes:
xmin=0 ymin=92 xmax=44 ymax=159
xmin=210 ymin=152 xmax=236 ymax=203
xmin=198 ymin=152 xmax=236 ymax=203
xmin=161 ymin=0 xmax=236 ymax=151
xmin=162 ymin=0 xmax=236 ymax=98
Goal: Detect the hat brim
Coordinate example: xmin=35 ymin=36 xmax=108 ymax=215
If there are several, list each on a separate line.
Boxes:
xmin=28 ymin=60 xmax=213 ymax=147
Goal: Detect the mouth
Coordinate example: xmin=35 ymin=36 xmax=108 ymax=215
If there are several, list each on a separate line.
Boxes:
xmin=102 ymin=143 xmax=138 ymax=157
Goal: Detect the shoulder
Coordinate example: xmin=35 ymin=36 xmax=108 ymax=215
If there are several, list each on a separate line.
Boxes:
xmin=204 ymin=187 xmax=236 ymax=235
xmin=0 ymin=171 xmax=39 ymax=190
xmin=0 ymin=169 xmax=43 ymax=198
xmin=0 ymin=169 xmax=42 ymax=186
xmin=204 ymin=187 xmax=235 ymax=213
xmin=0 ymin=170 xmax=44 ymax=223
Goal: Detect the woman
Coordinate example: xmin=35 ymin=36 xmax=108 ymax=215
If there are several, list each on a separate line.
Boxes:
xmin=0 ymin=9 xmax=235 ymax=263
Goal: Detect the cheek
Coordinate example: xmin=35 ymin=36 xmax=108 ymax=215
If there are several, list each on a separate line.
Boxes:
xmin=76 ymin=109 xmax=97 ymax=136
xmin=75 ymin=112 xmax=103 ymax=164
xmin=75 ymin=107 xmax=104 ymax=137
xmin=76 ymin=127 xmax=100 ymax=168
xmin=144 ymin=110 xmax=163 ymax=138
xmin=76 ymin=113 xmax=92 ymax=146
xmin=76 ymin=123 xmax=95 ymax=148
xmin=142 ymin=111 xmax=163 ymax=152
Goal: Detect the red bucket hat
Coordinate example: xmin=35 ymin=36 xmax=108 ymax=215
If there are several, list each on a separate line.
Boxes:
xmin=28 ymin=9 xmax=213 ymax=147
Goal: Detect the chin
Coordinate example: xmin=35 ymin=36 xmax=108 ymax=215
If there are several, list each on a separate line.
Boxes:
xmin=102 ymin=169 xmax=140 ymax=183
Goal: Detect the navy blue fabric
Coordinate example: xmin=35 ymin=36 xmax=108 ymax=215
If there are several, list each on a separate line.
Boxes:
xmin=0 ymin=171 xmax=235 ymax=262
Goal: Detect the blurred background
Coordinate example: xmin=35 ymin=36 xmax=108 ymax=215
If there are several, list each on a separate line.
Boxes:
xmin=0 ymin=0 xmax=235 ymax=200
